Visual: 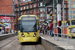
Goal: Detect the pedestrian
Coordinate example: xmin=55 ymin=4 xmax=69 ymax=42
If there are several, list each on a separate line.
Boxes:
xmin=44 ymin=24 xmax=47 ymax=34
xmin=5 ymin=29 xmax=7 ymax=34
xmin=49 ymin=21 xmax=53 ymax=37
xmin=47 ymin=26 xmax=50 ymax=35
xmin=42 ymin=26 xmax=44 ymax=34
xmin=40 ymin=25 xmax=42 ymax=33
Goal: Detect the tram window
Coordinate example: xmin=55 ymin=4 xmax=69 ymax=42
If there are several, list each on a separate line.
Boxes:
xmin=67 ymin=21 xmax=70 ymax=25
xmin=72 ymin=20 xmax=75 ymax=25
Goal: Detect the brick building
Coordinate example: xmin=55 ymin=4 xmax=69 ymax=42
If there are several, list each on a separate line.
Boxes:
xmin=15 ymin=0 xmax=47 ymax=29
xmin=67 ymin=0 xmax=75 ymax=20
xmin=0 ymin=0 xmax=15 ymax=33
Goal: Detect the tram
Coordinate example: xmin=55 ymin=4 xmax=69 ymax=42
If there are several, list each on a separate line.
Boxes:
xmin=18 ymin=15 xmax=40 ymax=42
xmin=67 ymin=20 xmax=75 ymax=37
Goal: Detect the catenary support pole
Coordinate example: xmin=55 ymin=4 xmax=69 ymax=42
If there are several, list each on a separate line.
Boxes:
xmin=18 ymin=0 xmax=20 ymax=18
xmin=69 ymin=0 xmax=72 ymax=25
xmin=17 ymin=0 xmax=20 ymax=30
xmin=53 ymin=0 xmax=55 ymax=40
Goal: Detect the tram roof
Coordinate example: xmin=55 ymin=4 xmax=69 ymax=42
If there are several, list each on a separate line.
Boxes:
xmin=18 ymin=15 xmax=39 ymax=20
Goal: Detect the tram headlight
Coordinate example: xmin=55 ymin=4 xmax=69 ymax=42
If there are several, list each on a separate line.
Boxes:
xmin=33 ymin=33 xmax=36 ymax=37
xmin=21 ymin=33 xmax=25 ymax=37
xmin=70 ymin=28 xmax=75 ymax=33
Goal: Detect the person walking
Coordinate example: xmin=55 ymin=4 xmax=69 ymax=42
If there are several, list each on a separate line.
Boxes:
xmin=49 ymin=21 xmax=53 ymax=37
xmin=44 ymin=24 xmax=47 ymax=35
xmin=42 ymin=25 xmax=44 ymax=34
xmin=47 ymin=26 xmax=50 ymax=35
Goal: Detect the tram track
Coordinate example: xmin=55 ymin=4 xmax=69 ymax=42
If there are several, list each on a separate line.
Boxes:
xmin=20 ymin=45 xmax=23 ymax=50
xmin=0 ymin=36 xmax=46 ymax=50
xmin=0 ymin=39 xmax=17 ymax=49
xmin=19 ymin=43 xmax=45 ymax=50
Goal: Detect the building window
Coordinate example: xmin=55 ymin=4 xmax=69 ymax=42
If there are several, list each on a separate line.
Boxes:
xmin=40 ymin=2 xmax=43 ymax=6
xmin=71 ymin=1 xmax=73 ymax=4
xmin=73 ymin=11 xmax=75 ymax=14
xmin=55 ymin=9 xmax=57 ymax=12
xmin=26 ymin=11 xmax=28 ymax=14
xmin=43 ymin=8 xmax=45 ymax=12
xmin=40 ymin=8 xmax=43 ymax=12
xmin=30 ymin=10 xmax=32 ymax=14
xmin=21 ymin=12 xmax=22 ymax=15
xmin=34 ymin=10 xmax=36 ymax=15
xmin=68 ymin=10 xmax=72 ymax=14
xmin=34 ymin=4 xmax=36 ymax=7
xmin=27 ymin=6 xmax=28 ymax=9
xmin=69 ymin=1 xmax=73 ymax=4
xmin=15 ymin=9 xmax=16 ymax=11
xmin=20 ymin=7 xmax=22 ymax=10
xmin=23 ymin=6 xmax=25 ymax=10
xmin=74 ymin=1 xmax=75 ymax=4
xmin=40 ymin=14 xmax=43 ymax=17
xmin=44 ymin=14 xmax=46 ymax=17
xmin=23 ymin=12 xmax=25 ymax=15
xmin=30 ymin=5 xmax=32 ymax=8
xmin=23 ymin=0 xmax=26 ymax=1
xmin=68 ymin=15 xmax=72 ymax=18
xmin=73 ymin=16 xmax=75 ymax=18
xmin=40 ymin=8 xmax=45 ymax=12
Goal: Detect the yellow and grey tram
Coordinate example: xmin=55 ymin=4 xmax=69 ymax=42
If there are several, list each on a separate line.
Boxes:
xmin=18 ymin=15 xmax=40 ymax=42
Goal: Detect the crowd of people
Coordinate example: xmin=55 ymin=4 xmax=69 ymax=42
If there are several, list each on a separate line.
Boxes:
xmin=39 ymin=21 xmax=54 ymax=37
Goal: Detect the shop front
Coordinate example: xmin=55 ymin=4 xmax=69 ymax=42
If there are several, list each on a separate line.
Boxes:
xmin=0 ymin=16 xmax=15 ymax=33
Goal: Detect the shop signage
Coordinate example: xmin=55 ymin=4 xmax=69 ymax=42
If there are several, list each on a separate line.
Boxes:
xmin=2 ymin=17 xmax=11 ymax=22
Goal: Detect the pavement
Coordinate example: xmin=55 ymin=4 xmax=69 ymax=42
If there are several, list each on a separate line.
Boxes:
xmin=40 ymin=33 xmax=75 ymax=50
xmin=0 ymin=33 xmax=15 ymax=36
